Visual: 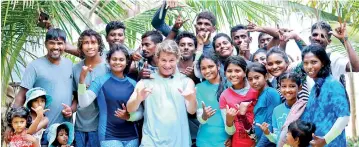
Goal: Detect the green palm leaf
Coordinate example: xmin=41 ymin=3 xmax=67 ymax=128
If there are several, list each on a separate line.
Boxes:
xmin=2 ymin=0 xmax=358 ymax=105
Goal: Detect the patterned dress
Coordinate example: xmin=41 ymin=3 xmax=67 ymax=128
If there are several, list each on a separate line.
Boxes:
xmin=301 ymin=76 xmax=350 ymax=146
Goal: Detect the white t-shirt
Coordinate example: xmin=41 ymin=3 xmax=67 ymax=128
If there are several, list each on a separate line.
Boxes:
xmin=329 ymin=52 xmax=349 ymax=81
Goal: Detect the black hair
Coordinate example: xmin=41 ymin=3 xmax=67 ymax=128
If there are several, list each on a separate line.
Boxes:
xmin=197 ymin=51 xmax=225 ymax=101
xmin=302 ymin=44 xmax=331 ymax=97
xmin=141 ymin=30 xmax=163 ymax=44
xmin=77 ymin=29 xmax=105 ymax=58
xmin=106 ymin=44 xmax=132 ymax=75
xmin=301 ymin=44 xmax=331 ymax=79
xmin=27 ymin=96 xmax=46 ymax=111
xmin=212 ymin=33 xmax=237 ymax=57
xmin=279 ymin=72 xmax=302 ymax=87
xmin=224 ymin=56 xmax=247 ymax=73
xmin=258 ymin=32 xmax=271 ymax=48
xmin=288 ymin=120 xmax=316 ymax=147
xmin=266 ymin=47 xmax=290 ymax=64
xmin=197 ymin=51 xmax=221 ymax=73
xmin=246 ymin=62 xmax=272 ymax=87
xmin=246 ymin=62 xmax=267 ymax=77
xmin=224 ymin=56 xmax=247 ymax=90
xmin=106 ymin=21 xmax=126 ymax=37
xmin=197 ymin=11 xmax=216 ymax=26
xmin=175 ymin=31 xmax=197 ymax=48
xmin=6 ymin=107 xmax=32 ymax=130
xmin=45 ymin=28 xmax=66 ymax=42
xmin=258 ymin=32 xmax=266 ymax=42
xmin=230 ymin=24 xmax=250 ymax=36
xmin=311 ymin=21 xmax=332 ymax=39
xmin=250 ymin=48 xmax=267 ymax=62
xmin=52 ymin=124 xmax=70 ymax=146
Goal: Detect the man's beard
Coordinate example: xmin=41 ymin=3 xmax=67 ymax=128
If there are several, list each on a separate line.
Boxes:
xmin=181 ymin=55 xmax=194 ymax=61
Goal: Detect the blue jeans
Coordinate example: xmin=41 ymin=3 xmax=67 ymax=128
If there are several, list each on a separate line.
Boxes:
xmin=74 ymin=131 xmax=100 ymax=147
xmin=100 ymin=138 xmax=139 ymax=147
xmin=40 ymin=132 xmax=49 ymax=145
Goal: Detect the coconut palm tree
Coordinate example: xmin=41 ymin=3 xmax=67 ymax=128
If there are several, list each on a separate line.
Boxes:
xmin=0 ymin=0 xmax=283 ymax=143
xmin=1 ymin=0 xmax=284 ymax=103
xmin=2 ymin=0 xmax=358 ymax=142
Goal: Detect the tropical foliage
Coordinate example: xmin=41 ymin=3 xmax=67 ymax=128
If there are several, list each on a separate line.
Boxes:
xmin=1 ymin=0 xmax=358 ymax=108
xmin=0 ymin=0 xmax=284 ymax=100
xmin=1 ymin=0 xmax=359 ymax=144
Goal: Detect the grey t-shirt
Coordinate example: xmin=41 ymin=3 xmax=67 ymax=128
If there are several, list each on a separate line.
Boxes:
xmin=72 ymin=60 xmax=109 ymax=132
xmin=20 ymin=56 xmax=73 ymax=133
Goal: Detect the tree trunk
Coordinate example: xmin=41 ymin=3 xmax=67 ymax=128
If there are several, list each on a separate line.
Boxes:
xmin=348 ymin=72 xmax=357 ymax=137
xmin=1 ymin=83 xmax=20 ymax=146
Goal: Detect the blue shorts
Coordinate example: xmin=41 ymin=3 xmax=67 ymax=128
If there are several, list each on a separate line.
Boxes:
xmin=74 ymin=131 xmax=100 ymax=147
xmin=41 ymin=132 xmax=49 ymax=145
xmin=100 ymin=138 xmax=139 ymax=147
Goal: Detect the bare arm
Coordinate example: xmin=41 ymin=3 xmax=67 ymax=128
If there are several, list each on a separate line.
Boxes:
xmin=330 ymin=23 xmax=359 ymax=72
xmin=165 ymin=30 xmax=178 ymax=40
xmin=127 ymin=81 xmax=147 ymax=113
xmin=343 ymin=40 xmax=359 ymax=72
xmin=221 ymin=109 xmax=236 ymax=135
xmin=13 ymin=87 xmax=28 ymax=107
xmin=165 ymin=13 xmax=188 ymax=40
xmin=28 ymin=116 xmax=48 ymax=135
xmin=27 ymin=115 xmax=43 ymax=135
xmin=247 ymin=20 xmax=280 ymax=39
xmin=266 ymin=38 xmax=279 ymax=50
xmin=65 ymin=43 xmax=81 ymax=58
xmin=183 ymin=79 xmax=197 ymax=114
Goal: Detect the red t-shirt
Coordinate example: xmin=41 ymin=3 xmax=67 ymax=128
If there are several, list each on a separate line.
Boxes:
xmin=9 ymin=134 xmax=35 ymax=147
xmin=219 ymin=88 xmax=259 ymax=147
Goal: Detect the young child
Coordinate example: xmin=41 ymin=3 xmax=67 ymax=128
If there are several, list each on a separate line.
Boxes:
xmin=219 ymin=56 xmax=259 ymax=146
xmin=286 ymin=120 xmax=316 ymax=147
xmin=24 ymin=87 xmax=52 ymax=145
xmin=246 ymin=63 xmax=281 ymax=147
xmin=47 ymin=122 xmax=74 ymax=147
xmin=6 ymin=107 xmax=39 ymax=147
xmin=257 ymin=72 xmax=301 ymax=145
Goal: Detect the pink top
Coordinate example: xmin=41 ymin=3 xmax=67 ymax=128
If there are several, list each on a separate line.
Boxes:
xmin=219 ymin=88 xmax=259 ymax=146
xmin=9 ymin=131 xmax=35 ymax=147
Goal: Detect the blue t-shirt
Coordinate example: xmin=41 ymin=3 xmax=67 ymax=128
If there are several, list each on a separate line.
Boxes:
xmin=72 ymin=60 xmax=109 ymax=132
xmin=196 ymin=80 xmax=228 ymax=147
xmin=301 ymin=76 xmax=350 ymax=146
xmin=88 ymin=73 xmax=138 ymax=141
xmin=272 ymin=102 xmax=291 ymax=143
xmin=20 ymin=56 xmax=73 ymax=133
xmin=254 ymin=87 xmax=281 ymax=146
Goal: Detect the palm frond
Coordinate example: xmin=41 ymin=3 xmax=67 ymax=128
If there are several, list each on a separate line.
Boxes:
xmin=2 ymin=0 xmax=359 ymax=106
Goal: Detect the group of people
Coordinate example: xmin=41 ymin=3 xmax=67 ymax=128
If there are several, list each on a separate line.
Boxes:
xmin=4 ymin=1 xmax=358 ymax=147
